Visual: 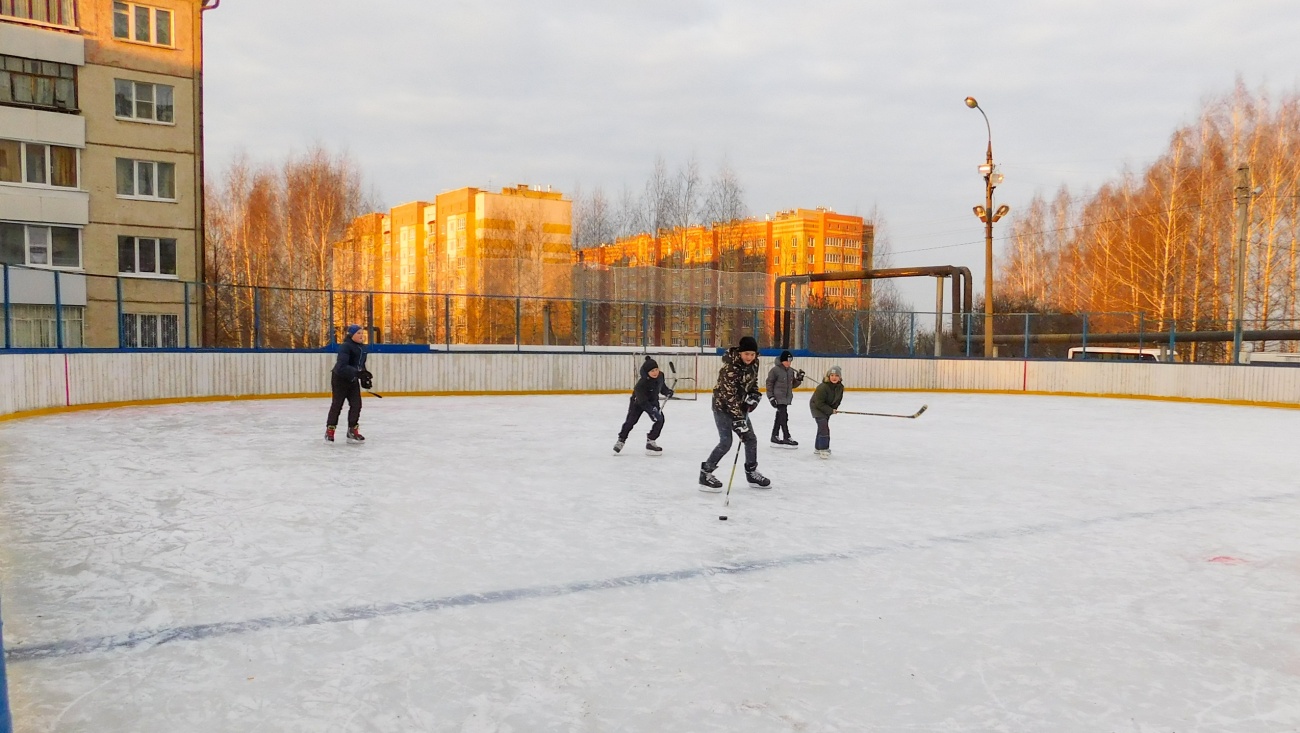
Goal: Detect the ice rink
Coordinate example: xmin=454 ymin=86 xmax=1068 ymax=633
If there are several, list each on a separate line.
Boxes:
xmin=1 ymin=390 xmax=1299 ymax=732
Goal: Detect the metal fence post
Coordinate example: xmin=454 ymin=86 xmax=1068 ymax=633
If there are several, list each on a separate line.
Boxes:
xmin=964 ymin=311 xmax=972 ymax=356
xmin=366 ymin=292 xmax=375 ymax=345
xmin=853 ymin=309 xmax=861 ymax=355
xmin=1138 ymin=312 xmax=1145 ymax=354
xmin=2 ymin=264 xmax=10 ymax=349
xmin=1081 ymin=312 xmax=1089 ymax=356
xmin=54 ymin=270 xmax=63 ymax=349
xmin=1023 ymin=313 xmax=1030 ymax=358
xmin=515 ymin=296 xmax=522 ymax=350
xmin=253 ymin=285 xmax=263 ymax=348
xmin=699 ymin=306 xmax=705 ymax=348
xmin=444 ymin=295 xmax=452 ymax=350
xmin=641 ymin=303 xmax=649 ymax=348
xmin=908 ymin=311 xmax=915 ymax=356
xmin=1168 ymin=319 xmax=1176 ymax=359
xmin=183 ymin=281 xmax=191 ymax=349
xmin=579 ymin=300 xmax=587 ymax=351
xmin=116 ymin=276 xmax=124 ymax=348
xmin=327 ymin=288 xmax=335 ymax=346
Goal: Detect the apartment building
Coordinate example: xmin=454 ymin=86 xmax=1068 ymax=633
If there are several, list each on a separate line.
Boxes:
xmin=0 ymin=0 xmax=209 ymax=348
xmin=332 ymin=185 xmax=573 ymax=345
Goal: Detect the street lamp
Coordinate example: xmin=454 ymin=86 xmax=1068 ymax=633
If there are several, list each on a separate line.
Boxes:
xmin=965 ymin=96 xmax=1008 ymax=357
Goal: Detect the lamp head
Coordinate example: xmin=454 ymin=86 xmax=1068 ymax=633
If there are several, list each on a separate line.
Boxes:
xmin=964 ymin=96 xmax=979 ymax=109
xmin=992 ymin=204 xmax=1011 ymax=222
xmin=991 ymin=172 xmax=1005 ymax=186
xmin=973 ymin=205 xmax=988 ymax=223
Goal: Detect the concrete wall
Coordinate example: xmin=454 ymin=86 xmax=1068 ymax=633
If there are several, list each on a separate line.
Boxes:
xmin=2 ymin=352 xmax=1299 ymax=420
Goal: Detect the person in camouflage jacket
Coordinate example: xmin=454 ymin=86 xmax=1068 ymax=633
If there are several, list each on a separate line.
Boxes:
xmin=699 ymin=335 xmax=771 ymax=490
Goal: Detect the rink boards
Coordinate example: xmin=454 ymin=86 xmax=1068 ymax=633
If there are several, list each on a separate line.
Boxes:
xmin=2 ymin=351 xmax=1299 ymax=419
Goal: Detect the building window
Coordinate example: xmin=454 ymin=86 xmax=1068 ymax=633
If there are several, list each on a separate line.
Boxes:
xmin=114 ymin=79 xmax=174 ymax=123
xmin=116 ymin=158 xmax=175 ymax=200
xmin=8 ymin=304 xmax=83 ymax=348
xmin=112 ymin=2 xmax=173 ymax=47
xmin=0 ymin=139 xmax=79 ymax=188
xmin=121 ymin=312 xmax=179 ymax=348
xmin=0 ymin=0 xmax=77 ymax=28
xmin=0 ymin=222 xmax=81 ymax=268
xmin=118 ymin=235 xmax=177 ymax=276
xmin=0 ymin=54 xmax=78 ymax=112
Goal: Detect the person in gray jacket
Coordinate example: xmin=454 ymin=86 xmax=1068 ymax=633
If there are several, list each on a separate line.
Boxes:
xmin=765 ymin=350 xmax=805 ymax=448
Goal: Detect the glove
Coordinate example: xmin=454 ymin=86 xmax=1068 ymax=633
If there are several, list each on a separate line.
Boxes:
xmin=767 ymin=395 xmax=777 ymax=408
xmin=743 ymin=393 xmax=761 ymax=413
xmin=649 ymin=406 xmax=663 ymax=423
xmin=358 ymin=370 xmax=373 ymax=390
xmin=664 ymin=388 xmax=675 ymax=399
xmin=731 ymin=419 xmax=750 ymax=436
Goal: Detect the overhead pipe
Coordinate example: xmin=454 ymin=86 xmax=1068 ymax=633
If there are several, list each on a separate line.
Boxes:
xmin=775 ymin=266 xmax=974 ymax=349
xmin=969 ymin=329 xmax=1300 ymax=346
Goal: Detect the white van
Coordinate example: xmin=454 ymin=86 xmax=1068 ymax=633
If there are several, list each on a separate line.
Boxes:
xmin=1066 ymin=346 xmax=1173 ymax=362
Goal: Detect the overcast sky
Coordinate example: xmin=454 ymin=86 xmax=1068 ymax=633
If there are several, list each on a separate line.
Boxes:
xmin=202 ymin=0 xmax=1300 ymax=310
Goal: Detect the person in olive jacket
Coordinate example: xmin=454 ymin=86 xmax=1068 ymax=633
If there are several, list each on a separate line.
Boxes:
xmin=765 ymin=349 xmax=805 ymax=448
xmin=325 ymin=324 xmax=371 ymax=443
xmin=699 ymin=335 xmax=771 ymax=491
xmin=809 ymin=364 xmax=843 ymax=458
xmin=614 ymin=355 xmax=675 ymax=455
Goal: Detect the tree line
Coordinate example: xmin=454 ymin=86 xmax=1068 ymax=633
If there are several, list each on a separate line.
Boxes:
xmin=999 ymin=82 xmax=1300 ymax=349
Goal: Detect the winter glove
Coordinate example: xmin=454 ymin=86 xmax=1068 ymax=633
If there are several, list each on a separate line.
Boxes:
xmin=664 ymin=388 xmax=675 ymax=399
xmin=793 ymin=369 xmax=805 ymax=388
xmin=358 ymin=370 xmax=373 ymax=390
xmin=731 ymin=419 xmax=750 ymax=436
xmin=767 ymin=394 xmax=778 ymax=408
xmin=648 ymin=406 xmax=663 ymax=423
xmin=743 ymin=392 xmax=761 ymax=413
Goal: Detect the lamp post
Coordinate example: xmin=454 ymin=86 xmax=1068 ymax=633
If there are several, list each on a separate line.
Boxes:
xmin=965 ymin=96 xmax=1009 ymax=358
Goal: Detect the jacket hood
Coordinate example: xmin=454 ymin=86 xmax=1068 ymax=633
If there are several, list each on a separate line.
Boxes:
xmin=639 ymin=358 xmax=660 ymax=378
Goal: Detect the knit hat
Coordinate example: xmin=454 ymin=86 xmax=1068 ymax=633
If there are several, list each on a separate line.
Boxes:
xmin=346 ymin=324 xmax=362 ymax=338
xmin=738 ymin=335 xmax=759 ymax=353
xmin=644 ymin=356 xmax=659 ymax=372
xmin=826 ymin=365 xmax=842 ymax=378
xmin=779 ymin=350 xmax=793 ymax=363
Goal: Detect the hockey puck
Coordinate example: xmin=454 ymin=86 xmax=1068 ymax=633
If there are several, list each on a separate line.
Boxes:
xmin=718 ymin=515 xmax=728 ymax=521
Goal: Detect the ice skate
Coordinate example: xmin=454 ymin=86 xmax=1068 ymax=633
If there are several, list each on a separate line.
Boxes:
xmin=325 ymin=425 xmax=336 ymax=442
xmin=346 ymin=426 xmax=365 ymax=443
xmin=815 ymin=449 xmax=831 ymax=459
xmin=784 ymin=438 xmax=799 ymax=448
xmin=698 ymin=463 xmax=723 ymax=492
xmin=745 ymin=464 xmax=771 ymax=489
xmin=613 ymin=440 xmax=625 ymax=455
xmin=770 ymin=436 xmax=798 ymax=449
xmin=645 ymin=440 xmax=663 ymax=456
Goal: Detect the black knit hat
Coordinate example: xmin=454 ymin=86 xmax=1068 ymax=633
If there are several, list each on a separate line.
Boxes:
xmin=738 ymin=335 xmax=759 ymax=353
xmin=644 ymin=356 xmax=659 ymax=371
xmin=779 ymin=350 xmax=793 ymax=363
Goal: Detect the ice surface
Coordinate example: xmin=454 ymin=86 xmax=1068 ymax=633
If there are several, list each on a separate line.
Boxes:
xmin=1 ymin=392 xmax=1298 ymax=732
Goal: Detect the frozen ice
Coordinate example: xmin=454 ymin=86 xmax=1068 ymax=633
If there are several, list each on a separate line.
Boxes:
xmin=1 ymin=392 xmax=1299 ymax=731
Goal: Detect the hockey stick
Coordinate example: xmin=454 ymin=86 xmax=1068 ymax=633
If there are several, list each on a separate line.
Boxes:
xmin=722 ymin=436 xmax=743 ymax=511
xmin=366 ymin=390 xmax=384 ymax=399
xmin=837 ymin=405 xmax=928 ymax=419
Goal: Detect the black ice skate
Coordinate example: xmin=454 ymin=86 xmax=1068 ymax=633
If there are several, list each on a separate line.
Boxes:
xmin=783 ymin=438 xmax=799 ymax=448
xmin=645 ymin=440 xmax=663 ymax=456
xmin=770 ymin=437 xmax=798 ymax=449
xmin=346 ymin=426 xmax=365 ymax=443
xmin=698 ymin=462 xmax=723 ymax=492
xmin=745 ymin=464 xmax=771 ymax=489
xmin=613 ymin=440 xmax=625 ymax=454
xmin=325 ymin=425 xmax=336 ymax=442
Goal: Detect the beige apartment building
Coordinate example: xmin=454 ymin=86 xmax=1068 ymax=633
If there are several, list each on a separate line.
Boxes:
xmin=0 ymin=0 xmax=210 ymax=348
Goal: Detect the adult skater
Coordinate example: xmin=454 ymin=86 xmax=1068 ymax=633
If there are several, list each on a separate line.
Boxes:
xmin=699 ymin=335 xmax=771 ymax=491
xmin=809 ymin=365 xmax=843 ymax=458
xmin=614 ymin=355 xmax=675 ymax=456
xmin=325 ymin=324 xmax=371 ymax=443
xmin=765 ymin=349 xmax=805 ymax=448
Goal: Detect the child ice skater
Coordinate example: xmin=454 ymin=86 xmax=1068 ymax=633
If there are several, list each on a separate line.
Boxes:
xmin=765 ymin=349 xmax=805 ymax=448
xmin=614 ymin=355 xmax=675 ymax=456
xmin=699 ymin=336 xmax=770 ymax=490
xmin=809 ymin=365 xmax=843 ymax=458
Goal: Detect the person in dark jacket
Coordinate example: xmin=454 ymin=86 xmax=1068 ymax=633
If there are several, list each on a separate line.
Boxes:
xmin=809 ymin=364 xmax=843 ymax=458
xmin=614 ymin=356 xmax=675 ymax=456
xmin=765 ymin=349 xmax=805 ymax=448
xmin=325 ymin=324 xmax=370 ymax=442
xmin=699 ymin=335 xmax=771 ymax=490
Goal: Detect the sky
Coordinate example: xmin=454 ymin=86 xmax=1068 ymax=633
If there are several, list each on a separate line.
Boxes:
xmin=201 ymin=0 xmax=1300 ymax=311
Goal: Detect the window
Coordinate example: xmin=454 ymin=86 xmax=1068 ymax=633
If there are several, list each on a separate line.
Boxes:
xmin=9 ymin=304 xmax=83 ymax=348
xmin=114 ymin=79 xmax=174 ymax=123
xmin=113 ymin=2 xmax=173 ymax=47
xmin=121 ymin=312 xmax=179 ymax=348
xmin=116 ymin=158 xmax=175 ymax=200
xmin=0 ymin=54 xmax=78 ymax=112
xmin=0 ymin=222 xmax=81 ymax=268
xmin=0 ymin=139 xmax=80 ymax=188
xmin=118 ymin=235 xmax=177 ymax=276
xmin=0 ymin=0 xmax=77 ymax=28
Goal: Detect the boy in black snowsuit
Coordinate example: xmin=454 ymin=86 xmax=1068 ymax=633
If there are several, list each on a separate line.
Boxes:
xmin=325 ymin=324 xmax=371 ymax=443
xmin=614 ymin=356 xmax=675 ymax=456
xmin=699 ymin=335 xmax=771 ymax=491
